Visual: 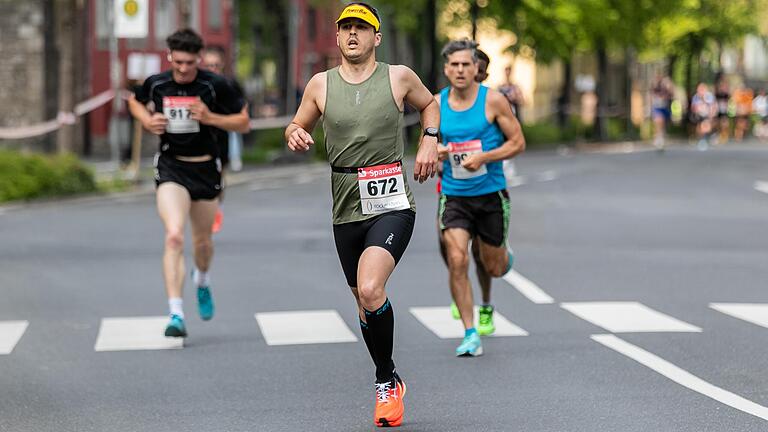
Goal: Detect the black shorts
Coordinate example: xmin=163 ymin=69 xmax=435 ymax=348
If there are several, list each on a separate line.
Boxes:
xmin=439 ymin=190 xmax=510 ymax=247
xmin=333 ymin=209 xmax=415 ymax=287
xmin=154 ymin=153 xmax=222 ymax=201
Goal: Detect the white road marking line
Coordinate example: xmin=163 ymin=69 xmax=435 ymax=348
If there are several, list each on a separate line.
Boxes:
xmin=409 ymin=306 xmax=528 ymax=339
xmin=754 ymin=181 xmax=768 ymax=194
xmin=710 ymin=303 xmax=768 ymax=328
xmin=255 ymin=310 xmax=357 ymax=346
xmin=535 ymin=170 xmax=559 ymax=182
xmin=94 ymin=317 xmax=183 ymax=352
xmin=0 ymin=321 xmax=29 ymax=355
xmin=502 ymin=270 xmax=555 ymax=304
xmin=507 ymin=176 xmax=526 ymax=188
xmin=592 ymin=334 xmax=768 ymax=422
xmin=561 ymin=302 xmax=701 ymax=333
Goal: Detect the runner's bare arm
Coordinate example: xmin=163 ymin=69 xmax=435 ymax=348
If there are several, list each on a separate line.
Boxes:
xmin=432 ymin=94 xmax=449 ymax=161
xmin=190 ymin=99 xmax=250 ymax=133
xmin=463 ymin=91 xmax=525 ymax=171
xmin=286 ymin=73 xmax=325 ymax=152
xmin=128 ymin=95 xmax=167 ymax=135
xmin=397 ymin=66 xmax=439 ymax=183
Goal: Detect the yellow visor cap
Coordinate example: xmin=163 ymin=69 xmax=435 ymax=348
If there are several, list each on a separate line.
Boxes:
xmin=336 ymin=5 xmax=380 ymax=32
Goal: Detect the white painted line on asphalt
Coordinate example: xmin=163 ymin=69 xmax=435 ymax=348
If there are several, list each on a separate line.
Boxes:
xmin=710 ymin=303 xmax=768 ymax=328
xmin=409 ymin=306 xmax=528 ymax=339
xmin=94 ymin=317 xmax=183 ymax=352
xmin=507 ymin=176 xmax=526 ymax=188
xmin=0 ymin=321 xmax=29 ymax=355
xmin=535 ymin=170 xmax=559 ymax=182
xmin=561 ymin=302 xmax=701 ymax=333
xmin=255 ymin=310 xmax=357 ymax=346
xmin=502 ymin=270 xmax=555 ymax=304
xmin=754 ymin=181 xmax=768 ymax=194
xmin=592 ymin=334 xmax=768 ymax=421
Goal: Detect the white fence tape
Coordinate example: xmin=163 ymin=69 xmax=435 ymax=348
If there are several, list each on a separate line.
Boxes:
xmin=0 ymin=90 xmax=125 ymax=140
xmin=1 ymin=91 xmax=423 ymax=140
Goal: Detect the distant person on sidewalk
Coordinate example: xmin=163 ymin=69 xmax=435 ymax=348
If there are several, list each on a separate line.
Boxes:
xmin=691 ymin=83 xmax=716 ymax=151
xmin=732 ymin=85 xmax=754 ymax=142
xmin=752 ymin=88 xmax=768 ymax=141
xmin=650 ymin=73 xmax=674 ymax=150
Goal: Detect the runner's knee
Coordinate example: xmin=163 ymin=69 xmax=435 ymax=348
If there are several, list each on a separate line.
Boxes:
xmin=446 ymin=248 xmax=469 ymax=272
xmin=165 ymin=229 xmax=184 ymax=251
xmin=357 ymin=279 xmax=385 ymax=306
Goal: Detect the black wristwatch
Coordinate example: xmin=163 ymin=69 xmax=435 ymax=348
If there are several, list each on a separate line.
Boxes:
xmin=424 ymin=127 xmax=439 ymax=138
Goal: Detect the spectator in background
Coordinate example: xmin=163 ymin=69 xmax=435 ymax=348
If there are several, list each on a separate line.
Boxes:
xmin=691 ymin=82 xmax=717 ymax=151
xmin=732 ymin=85 xmax=754 ymax=142
xmin=714 ymin=78 xmax=731 ymax=144
xmin=752 ymin=88 xmax=768 ymax=141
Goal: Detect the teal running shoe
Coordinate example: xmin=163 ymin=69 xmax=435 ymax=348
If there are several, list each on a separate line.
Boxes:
xmin=455 ymin=332 xmax=483 ymax=357
xmin=477 ymin=305 xmax=496 ymax=336
xmin=505 ymin=246 xmax=515 ymax=274
xmin=164 ymin=314 xmax=187 ymax=338
xmin=197 ymin=286 xmax=215 ymax=321
xmin=450 ymin=301 xmax=460 ymax=320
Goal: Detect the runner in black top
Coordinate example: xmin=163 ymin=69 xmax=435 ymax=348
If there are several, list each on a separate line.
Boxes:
xmin=128 ymin=29 xmax=249 ymax=338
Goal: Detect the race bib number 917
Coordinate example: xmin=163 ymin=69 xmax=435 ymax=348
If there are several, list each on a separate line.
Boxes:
xmin=163 ymin=96 xmax=200 ymax=134
xmin=357 ymin=162 xmax=410 ymax=215
xmin=448 ymin=140 xmax=487 ymax=179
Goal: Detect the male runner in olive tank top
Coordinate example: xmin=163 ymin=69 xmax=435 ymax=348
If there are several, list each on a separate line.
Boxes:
xmin=285 ymin=2 xmax=438 ymax=427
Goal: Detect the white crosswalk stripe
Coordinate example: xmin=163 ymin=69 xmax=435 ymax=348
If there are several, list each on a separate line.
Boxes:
xmin=0 ymin=321 xmax=29 ymax=355
xmin=255 ymin=310 xmax=358 ymax=346
xmin=409 ymin=306 xmax=528 ymax=339
xmin=94 ymin=317 xmax=183 ymax=352
xmin=502 ymin=270 xmax=555 ymax=304
xmin=561 ymin=302 xmax=702 ymax=333
xmin=710 ymin=303 xmax=768 ymax=328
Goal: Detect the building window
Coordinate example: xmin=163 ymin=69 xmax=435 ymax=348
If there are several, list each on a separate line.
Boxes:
xmin=155 ymin=0 xmax=177 ymax=46
xmin=208 ymin=0 xmax=223 ymax=31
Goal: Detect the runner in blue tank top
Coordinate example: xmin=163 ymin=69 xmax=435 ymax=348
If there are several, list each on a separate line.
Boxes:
xmin=435 ymin=39 xmax=525 ymax=357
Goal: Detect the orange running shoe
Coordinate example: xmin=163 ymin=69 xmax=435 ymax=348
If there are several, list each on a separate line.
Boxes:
xmin=374 ymin=374 xmax=406 ymax=427
xmin=212 ymin=208 xmax=223 ymax=234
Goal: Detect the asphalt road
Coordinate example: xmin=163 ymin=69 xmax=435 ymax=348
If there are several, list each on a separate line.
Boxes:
xmin=2 ymin=143 xmax=768 ymax=431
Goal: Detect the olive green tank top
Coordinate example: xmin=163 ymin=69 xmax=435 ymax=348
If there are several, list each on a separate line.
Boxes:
xmin=323 ymin=62 xmax=416 ymax=224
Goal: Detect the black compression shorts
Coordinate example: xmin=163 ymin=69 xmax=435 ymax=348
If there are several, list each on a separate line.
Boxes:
xmin=154 ymin=153 xmax=222 ymax=201
xmin=438 ymin=190 xmax=510 ymax=247
xmin=333 ymin=209 xmax=415 ymax=287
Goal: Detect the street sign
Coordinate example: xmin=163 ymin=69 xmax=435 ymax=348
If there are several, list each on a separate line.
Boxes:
xmin=115 ymin=0 xmax=148 ymax=38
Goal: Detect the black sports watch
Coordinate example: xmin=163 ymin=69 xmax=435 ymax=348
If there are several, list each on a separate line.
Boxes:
xmin=424 ymin=127 xmax=439 ymax=138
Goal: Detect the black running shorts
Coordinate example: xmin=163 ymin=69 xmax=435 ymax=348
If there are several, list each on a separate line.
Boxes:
xmin=154 ymin=153 xmax=222 ymax=201
xmin=333 ymin=209 xmax=415 ymax=287
xmin=438 ymin=190 xmax=510 ymax=247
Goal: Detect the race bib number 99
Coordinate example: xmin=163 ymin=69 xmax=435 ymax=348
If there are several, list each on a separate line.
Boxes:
xmin=357 ymin=162 xmax=411 ymax=215
xmin=449 ymin=140 xmax=486 ymax=179
xmin=163 ymin=96 xmax=200 ymax=134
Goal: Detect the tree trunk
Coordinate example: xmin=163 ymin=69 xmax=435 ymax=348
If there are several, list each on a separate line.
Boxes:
xmin=55 ymin=0 xmax=77 ymax=154
xmin=557 ymin=59 xmax=572 ymax=134
xmin=264 ymin=0 xmax=290 ymax=114
xmin=624 ymin=46 xmax=635 ymax=137
xmin=423 ymin=0 xmax=438 ymax=92
xmin=594 ymin=40 xmax=609 ymax=141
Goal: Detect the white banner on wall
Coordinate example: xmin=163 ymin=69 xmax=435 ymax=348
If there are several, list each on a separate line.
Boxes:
xmin=115 ymin=0 xmax=148 ymax=38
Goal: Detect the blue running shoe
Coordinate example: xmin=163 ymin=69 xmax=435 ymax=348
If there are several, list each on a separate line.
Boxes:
xmin=197 ymin=286 xmax=215 ymax=321
xmin=505 ymin=246 xmax=515 ymax=274
xmin=164 ymin=314 xmax=187 ymax=338
xmin=455 ymin=332 xmax=483 ymax=357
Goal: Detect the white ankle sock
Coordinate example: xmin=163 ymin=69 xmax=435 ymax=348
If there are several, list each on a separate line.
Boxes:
xmin=169 ymin=298 xmax=184 ymax=318
xmin=192 ymin=268 xmax=211 ymax=288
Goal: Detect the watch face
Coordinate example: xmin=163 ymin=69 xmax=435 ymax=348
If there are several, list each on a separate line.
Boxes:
xmin=425 ymin=127 xmax=438 ymax=136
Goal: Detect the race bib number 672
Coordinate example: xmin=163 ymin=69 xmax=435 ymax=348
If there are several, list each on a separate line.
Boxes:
xmin=163 ymin=96 xmax=200 ymax=134
xmin=357 ymin=162 xmax=411 ymax=215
